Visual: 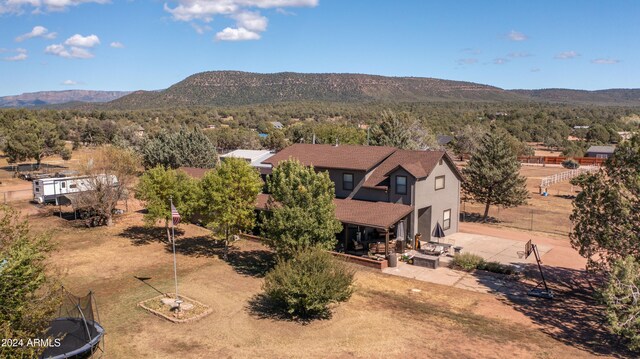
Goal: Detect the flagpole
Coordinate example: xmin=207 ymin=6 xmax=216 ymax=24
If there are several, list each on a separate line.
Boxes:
xmin=170 ymin=196 xmax=179 ymax=302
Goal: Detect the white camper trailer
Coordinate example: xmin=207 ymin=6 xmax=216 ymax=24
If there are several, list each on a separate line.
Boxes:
xmin=32 ymin=174 xmax=118 ymax=205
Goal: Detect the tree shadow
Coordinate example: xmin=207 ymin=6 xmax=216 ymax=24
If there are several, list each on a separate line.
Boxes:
xmin=225 ymin=248 xmax=276 ymax=278
xmin=119 ymin=225 xmax=184 ymax=246
xmin=471 ymin=264 xmax=636 ymax=357
xmin=460 ymin=211 xmax=500 ymax=224
xmin=0 ymin=162 xmax=67 ymax=172
xmin=167 ymin=235 xmax=222 ymax=258
xmin=246 ymin=293 xmax=330 ymax=324
xmin=157 ymin=234 xmax=276 ymax=278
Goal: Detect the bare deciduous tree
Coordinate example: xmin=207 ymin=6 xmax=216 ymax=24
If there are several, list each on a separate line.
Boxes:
xmin=74 ymin=146 xmax=141 ymax=226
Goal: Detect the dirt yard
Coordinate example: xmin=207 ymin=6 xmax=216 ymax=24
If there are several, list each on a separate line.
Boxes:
xmin=8 ymin=199 xmax=628 ymax=359
xmin=462 ymin=165 xmax=583 ymax=236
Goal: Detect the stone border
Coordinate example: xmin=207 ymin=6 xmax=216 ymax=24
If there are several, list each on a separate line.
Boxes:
xmin=138 ymin=294 xmax=213 ymax=323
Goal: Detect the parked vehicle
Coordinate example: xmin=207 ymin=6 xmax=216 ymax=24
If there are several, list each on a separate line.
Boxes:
xmin=32 ymin=174 xmax=118 ymax=205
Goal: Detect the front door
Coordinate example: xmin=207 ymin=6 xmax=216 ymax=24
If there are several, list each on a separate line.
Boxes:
xmin=418 ymin=206 xmax=431 ymax=242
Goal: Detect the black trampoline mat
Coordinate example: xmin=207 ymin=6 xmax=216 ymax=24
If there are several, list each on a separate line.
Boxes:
xmin=41 ymin=318 xmax=104 ymax=359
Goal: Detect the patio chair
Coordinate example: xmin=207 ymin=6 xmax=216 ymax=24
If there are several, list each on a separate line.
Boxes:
xmin=352 ymin=239 xmax=364 ymax=251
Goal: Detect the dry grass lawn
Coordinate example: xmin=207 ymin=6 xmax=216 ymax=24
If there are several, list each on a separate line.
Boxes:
xmin=6 ymin=199 xmax=625 ymax=359
xmin=462 ymin=165 xmax=583 ymax=236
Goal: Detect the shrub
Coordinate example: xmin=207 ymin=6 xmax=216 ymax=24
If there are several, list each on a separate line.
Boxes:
xmin=478 ymin=261 xmax=517 ymax=275
xmin=263 ymin=248 xmax=355 ymax=318
xmin=450 ymin=253 xmax=485 ymax=271
xmin=562 ymin=158 xmax=580 ymax=169
xmin=451 ymin=253 xmax=516 ymax=275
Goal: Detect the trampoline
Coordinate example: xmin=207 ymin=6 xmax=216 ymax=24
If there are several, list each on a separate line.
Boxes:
xmin=41 ymin=289 xmax=105 ymax=359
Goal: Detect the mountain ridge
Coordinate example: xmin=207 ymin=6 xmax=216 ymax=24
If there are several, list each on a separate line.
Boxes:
xmin=3 ymin=72 xmax=639 ymax=109
xmin=0 ymin=90 xmax=132 ymax=108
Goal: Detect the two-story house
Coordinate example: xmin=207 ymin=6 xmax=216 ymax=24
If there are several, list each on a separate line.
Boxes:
xmin=261 ymin=144 xmax=462 ymax=254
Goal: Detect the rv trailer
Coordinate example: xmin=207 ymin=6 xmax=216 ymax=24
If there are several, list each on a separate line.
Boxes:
xmin=32 ymin=174 xmax=118 ymax=205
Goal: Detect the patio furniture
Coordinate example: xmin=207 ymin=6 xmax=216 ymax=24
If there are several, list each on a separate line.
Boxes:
xmin=453 ymin=246 xmax=463 ymax=254
xmin=369 ymin=240 xmax=396 ymax=254
xmin=412 ymin=252 xmax=440 ymax=269
xmin=352 ymin=239 xmax=364 ymax=251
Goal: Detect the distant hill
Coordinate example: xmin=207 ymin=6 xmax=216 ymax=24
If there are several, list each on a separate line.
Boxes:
xmin=512 ymin=88 xmax=640 ymax=105
xmin=108 ymin=71 xmax=526 ymax=109
xmin=0 ymin=90 xmax=132 ymax=108
xmin=3 ymin=72 xmax=640 ymax=109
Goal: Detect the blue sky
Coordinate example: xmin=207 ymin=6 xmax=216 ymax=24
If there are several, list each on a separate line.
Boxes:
xmin=0 ymin=0 xmax=638 ymax=96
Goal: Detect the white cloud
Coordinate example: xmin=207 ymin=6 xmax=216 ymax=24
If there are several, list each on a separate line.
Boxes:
xmin=457 ymin=58 xmax=478 ymax=65
xmin=555 ymin=51 xmax=579 ymax=59
xmin=233 ymin=11 xmax=267 ymax=32
xmin=110 ymin=41 xmax=124 ymax=48
xmin=4 ymin=53 xmax=28 ymax=61
xmin=3 ymin=47 xmax=28 ymax=61
xmin=15 ymin=25 xmax=57 ymax=42
xmin=191 ymin=23 xmax=212 ymax=34
xmin=64 ymin=34 xmax=100 ymax=47
xmin=215 ymin=27 xmax=260 ymax=41
xmin=493 ymin=58 xmax=508 ymax=65
xmin=507 ymin=30 xmax=527 ymax=41
xmin=62 ymin=79 xmax=78 ymax=85
xmin=275 ymin=7 xmax=295 ymax=15
xmin=164 ymin=0 xmax=317 ymax=40
xmin=591 ymin=58 xmax=620 ymax=64
xmin=508 ymin=51 xmax=532 ymax=58
xmin=45 ymin=44 xmax=94 ymax=58
xmin=46 ymin=34 xmax=99 ymax=58
xmin=0 ymin=0 xmax=109 ymax=14
xmin=530 ymin=67 xmax=541 ymax=72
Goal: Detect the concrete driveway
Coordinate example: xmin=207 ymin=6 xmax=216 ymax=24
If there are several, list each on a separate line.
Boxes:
xmin=382 ymin=231 xmax=553 ymax=295
xmin=445 ymin=232 xmax=551 ymax=268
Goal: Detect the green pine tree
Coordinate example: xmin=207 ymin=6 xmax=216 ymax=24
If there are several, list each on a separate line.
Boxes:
xmin=261 ymin=159 xmax=342 ymax=259
xmin=141 ymin=127 xmax=217 ymax=169
xmin=199 ymin=158 xmax=263 ymax=259
xmin=0 ymin=206 xmax=61 ymax=359
xmin=462 ymin=127 xmax=529 ymax=222
xmin=601 ymin=256 xmax=640 ymax=351
xmin=570 ymin=135 xmax=640 ymax=272
xmin=3 ymin=119 xmax=69 ymax=169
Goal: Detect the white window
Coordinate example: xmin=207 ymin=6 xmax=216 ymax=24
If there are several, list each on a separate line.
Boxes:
xmin=435 ymin=175 xmax=445 ymax=190
xmin=61 ymin=182 xmax=66 ymax=189
xmin=443 ymin=209 xmax=451 ymax=230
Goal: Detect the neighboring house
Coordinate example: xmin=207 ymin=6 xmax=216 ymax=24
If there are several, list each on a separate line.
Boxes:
xmin=262 ymin=144 xmax=463 ymax=252
xmin=436 ymin=135 xmax=453 ymax=146
xmin=220 ymin=149 xmax=274 ymax=176
xmin=270 ymin=121 xmax=284 ymax=130
xmin=586 ymin=145 xmax=615 ymax=159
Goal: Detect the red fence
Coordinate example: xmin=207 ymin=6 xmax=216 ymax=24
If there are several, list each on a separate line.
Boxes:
xmin=518 ymin=156 xmax=606 ymax=166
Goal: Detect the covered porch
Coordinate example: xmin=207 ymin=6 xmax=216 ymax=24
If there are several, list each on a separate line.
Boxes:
xmin=334 ymin=199 xmax=414 ymax=259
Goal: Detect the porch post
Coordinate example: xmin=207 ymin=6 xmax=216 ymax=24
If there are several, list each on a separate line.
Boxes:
xmin=343 ymin=223 xmax=348 ymax=253
xmin=385 ymin=229 xmax=389 ymax=257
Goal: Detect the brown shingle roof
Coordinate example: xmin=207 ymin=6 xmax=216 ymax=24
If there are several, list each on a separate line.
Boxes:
xmin=363 ymin=150 xmax=444 ymax=189
xmin=255 ymin=193 xmax=412 ymax=229
xmin=262 ymin=144 xmax=396 ymax=172
xmin=333 ymin=199 xmax=413 ymax=229
xmin=363 ymin=150 xmax=463 ymax=189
